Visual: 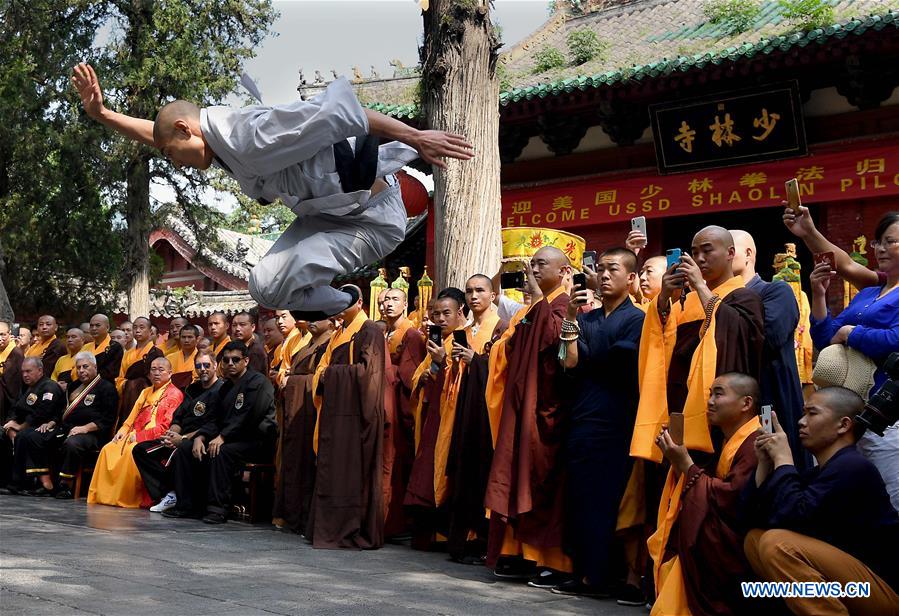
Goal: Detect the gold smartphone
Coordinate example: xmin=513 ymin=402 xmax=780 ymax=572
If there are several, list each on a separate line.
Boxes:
xmin=785 ymin=178 xmax=801 ymax=214
xmin=668 ymin=412 xmax=685 ymax=446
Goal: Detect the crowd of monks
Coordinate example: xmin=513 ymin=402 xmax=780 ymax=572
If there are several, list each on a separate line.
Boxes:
xmin=1 ymin=219 xmax=897 ymax=615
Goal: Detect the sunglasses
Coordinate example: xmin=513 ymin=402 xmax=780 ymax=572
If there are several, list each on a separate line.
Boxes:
xmin=194 ymin=362 xmax=212 ymax=369
xmin=221 ymin=356 xmax=244 ymax=365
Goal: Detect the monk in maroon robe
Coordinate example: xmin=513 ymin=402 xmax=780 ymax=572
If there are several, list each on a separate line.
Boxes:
xmin=273 ymin=318 xmax=333 ymax=533
xmin=307 ymin=286 xmax=386 ymax=549
xmin=117 ymin=317 xmax=163 ymax=431
xmin=485 ymin=246 xmax=574 ymax=580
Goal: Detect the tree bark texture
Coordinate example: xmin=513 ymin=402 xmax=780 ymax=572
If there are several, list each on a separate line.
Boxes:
xmin=422 ymin=0 xmax=502 ymax=290
xmin=125 ymin=156 xmax=151 ymax=319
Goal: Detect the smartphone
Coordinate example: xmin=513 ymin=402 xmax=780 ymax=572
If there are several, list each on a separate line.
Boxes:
xmin=760 ymin=405 xmax=773 ymax=434
xmin=428 ymin=324 xmax=443 ymax=347
xmin=814 ymin=251 xmax=835 ymax=270
xmin=572 ymin=272 xmax=587 ymax=290
xmin=582 ymin=250 xmax=598 ymax=271
xmin=666 ymin=248 xmax=682 ymax=271
xmin=631 ymin=215 xmax=647 ymax=238
xmin=500 ymin=271 xmax=525 ymax=290
xmin=452 ymin=329 xmax=469 ymax=349
xmin=785 ymin=178 xmax=801 ymax=214
xmin=668 ymin=412 xmax=685 ymax=446
xmin=11 ymin=323 xmax=20 ymax=337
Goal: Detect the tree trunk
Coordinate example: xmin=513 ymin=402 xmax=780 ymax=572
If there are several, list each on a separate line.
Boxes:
xmin=0 ymin=242 xmax=13 ymax=323
xmin=422 ymin=0 xmax=502 ymax=290
xmin=125 ymin=156 xmax=151 ymax=319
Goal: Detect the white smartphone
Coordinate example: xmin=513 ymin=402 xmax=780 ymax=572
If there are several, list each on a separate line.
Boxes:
xmin=760 ymin=405 xmax=773 ymax=434
xmin=631 ymin=216 xmax=647 ymax=238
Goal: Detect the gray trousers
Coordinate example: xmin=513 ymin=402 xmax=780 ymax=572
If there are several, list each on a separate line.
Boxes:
xmin=248 ymin=176 xmax=406 ymax=314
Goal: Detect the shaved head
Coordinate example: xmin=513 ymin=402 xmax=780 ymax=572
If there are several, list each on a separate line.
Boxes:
xmin=384 ymin=288 xmax=406 ymax=302
xmin=535 ymin=246 xmax=570 ymax=267
xmin=466 ymin=274 xmax=493 ymax=287
xmin=729 ymin=229 xmax=757 ymax=279
xmin=153 ymin=100 xmax=200 ymax=145
xmin=691 ymin=225 xmax=736 ymax=286
xmin=531 ymin=246 xmax=572 ymax=295
xmin=693 ymin=225 xmax=734 ymax=249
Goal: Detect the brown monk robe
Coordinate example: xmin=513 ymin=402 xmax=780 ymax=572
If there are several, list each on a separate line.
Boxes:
xmin=116 ymin=318 xmax=163 ymax=431
xmin=25 ymin=315 xmax=66 ymax=375
xmin=166 ymin=324 xmax=199 ymax=390
xmin=446 ymin=274 xmax=506 ymax=562
xmin=273 ymin=318 xmax=333 ymax=533
xmin=381 ymin=288 xmax=426 ymax=536
xmin=404 ymin=290 xmax=469 ymax=549
xmin=231 ymin=311 xmax=268 ymax=374
xmin=262 ymin=317 xmax=283 ymax=375
xmin=484 ymin=246 xmax=574 ymax=577
xmin=651 ymin=373 xmax=761 ymax=616
xmin=0 ymin=322 xmax=25 ymax=424
xmin=307 ymin=285 xmax=386 ymax=549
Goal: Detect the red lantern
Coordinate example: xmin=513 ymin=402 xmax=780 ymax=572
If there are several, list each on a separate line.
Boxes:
xmin=397 ymin=169 xmax=429 ymax=217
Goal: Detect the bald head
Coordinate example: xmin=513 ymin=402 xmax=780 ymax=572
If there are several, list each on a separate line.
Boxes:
xmin=89 ymin=314 xmax=110 ymax=342
xmin=691 ymin=226 xmax=736 ymax=287
xmin=36 ymin=315 xmax=58 ymax=341
xmin=531 ymin=246 xmax=572 ymax=295
xmin=729 ymin=229 xmax=757 ymax=280
xmin=153 ymin=100 xmax=200 ymax=145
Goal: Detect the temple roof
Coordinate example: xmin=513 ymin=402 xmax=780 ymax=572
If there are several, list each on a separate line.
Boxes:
xmin=357 ymin=0 xmax=898 ymax=118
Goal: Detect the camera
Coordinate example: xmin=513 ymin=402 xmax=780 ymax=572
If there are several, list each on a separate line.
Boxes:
xmin=856 ymin=352 xmax=899 ymax=437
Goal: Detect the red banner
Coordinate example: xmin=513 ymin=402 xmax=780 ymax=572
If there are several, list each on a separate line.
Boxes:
xmin=501 ymin=137 xmax=899 ymax=229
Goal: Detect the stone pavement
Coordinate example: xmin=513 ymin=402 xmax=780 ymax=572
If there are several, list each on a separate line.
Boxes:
xmin=1 ymin=496 xmax=640 ymax=616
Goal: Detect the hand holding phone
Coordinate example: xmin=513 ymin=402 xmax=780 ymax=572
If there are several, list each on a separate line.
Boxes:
xmin=500 ymin=271 xmax=526 ymax=290
xmin=813 ymin=251 xmax=835 ymax=270
xmin=572 ymin=272 xmax=587 ymax=290
xmin=785 ymin=178 xmax=801 ymax=214
xmin=631 ymin=216 xmax=647 ymax=239
xmin=582 ymin=250 xmax=598 ymax=271
xmin=428 ymin=324 xmax=443 ymax=347
xmin=668 ymin=412 xmax=685 ymax=445
xmin=452 ymin=329 xmax=469 ymax=349
xmin=760 ymin=405 xmax=773 ymax=434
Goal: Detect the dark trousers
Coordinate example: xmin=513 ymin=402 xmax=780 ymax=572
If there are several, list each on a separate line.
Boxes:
xmin=9 ymin=428 xmax=100 ymax=485
xmin=565 ymin=425 xmax=633 ymax=586
xmin=132 ymin=440 xmax=177 ymax=502
xmin=171 ymin=438 xmax=265 ymax=516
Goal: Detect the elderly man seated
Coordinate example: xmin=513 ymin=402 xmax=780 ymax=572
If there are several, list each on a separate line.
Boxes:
xmin=12 ymin=352 xmax=118 ymax=499
xmin=87 ymin=357 xmax=183 ymax=508
xmin=743 ymin=387 xmax=899 ymax=615
xmin=2 ymin=357 xmax=64 ymax=495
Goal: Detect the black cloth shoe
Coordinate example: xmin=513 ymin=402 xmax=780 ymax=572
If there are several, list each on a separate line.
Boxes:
xmin=493 ymin=557 xmax=537 ymax=580
xmin=290 ymin=285 xmax=361 ymax=322
xmin=54 ymin=489 xmax=74 ymax=500
xmin=0 ymin=485 xmax=22 ymax=495
xmin=551 ymin=578 xmax=613 ymax=598
xmin=528 ymin=569 xmax=574 ymax=589
xmin=25 ymin=486 xmax=54 ymax=497
xmin=615 ymin=584 xmax=646 ymax=606
xmin=161 ymin=508 xmax=197 ymax=519
xmin=202 ymin=511 xmax=227 ymax=525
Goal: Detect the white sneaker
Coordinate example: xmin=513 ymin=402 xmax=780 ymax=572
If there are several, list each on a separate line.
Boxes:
xmin=150 ymin=491 xmax=177 ymax=513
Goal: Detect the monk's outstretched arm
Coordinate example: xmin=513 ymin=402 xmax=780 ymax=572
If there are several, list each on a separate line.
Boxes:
xmin=364 ymin=109 xmax=473 ymax=170
xmin=72 ymin=63 xmax=156 ymax=148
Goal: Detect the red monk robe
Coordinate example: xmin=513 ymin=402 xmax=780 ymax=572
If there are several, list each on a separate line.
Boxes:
xmin=273 ymin=332 xmax=331 ymax=533
xmin=308 ymin=311 xmax=386 ymax=549
xmin=382 ymin=317 xmax=425 ymax=535
xmin=484 ymin=286 xmax=572 ymax=572
xmin=650 ymin=419 xmax=760 ymax=616
xmin=116 ymin=341 xmax=163 ymax=431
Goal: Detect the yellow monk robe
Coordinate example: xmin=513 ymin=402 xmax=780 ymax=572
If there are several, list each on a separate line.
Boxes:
xmin=0 ymin=340 xmax=16 ymax=372
xmin=487 ymin=287 xmax=572 ymax=573
xmin=649 ymin=417 xmax=760 ymax=616
xmin=83 ymin=335 xmax=110 ymax=356
xmin=311 ymin=310 xmax=367 ymax=454
xmin=52 ymin=353 xmax=78 ymax=383
xmin=387 ymin=317 xmax=414 ymax=357
xmin=211 ymin=335 xmax=231 ymax=358
xmin=116 ymin=340 xmax=156 ymax=393
xmin=25 ymin=336 xmax=62 ymax=371
xmin=278 ymin=327 xmax=310 ymax=383
xmin=87 ymin=382 xmax=184 ymax=507
xmin=166 ymin=348 xmax=197 ymax=389
xmin=630 ymin=276 xmax=755 ymax=462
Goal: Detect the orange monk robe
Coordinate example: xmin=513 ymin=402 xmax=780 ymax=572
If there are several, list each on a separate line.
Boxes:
xmin=165 ymin=348 xmax=197 ymax=390
xmin=25 ymin=336 xmax=66 ymax=375
xmin=649 ymin=418 xmax=759 ymax=616
xmin=51 ymin=352 xmax=79 ymax=386
xmin=278 ymin=328 xmax=310 ymax=384
xmin=484 ymin=287 xmax=573 ymax=573
xmin=87 ymin=382 xmax=183 ymax=508
xmin=630 ymin=276 xmax=764 ymax=463
xmin=116 ymin=340 xmax=157 ymax=393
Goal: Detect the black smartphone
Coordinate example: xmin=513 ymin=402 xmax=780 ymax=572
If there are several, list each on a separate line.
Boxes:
xmin=11 ymin=323 xmax=20 ymax=337
xmin=452 ymin=329 xmax=469 ymax=349
xmin=572 ymin=272 xmax=587 ymax=290
xmin=582 ymin=250 xmax=597 ymax=271
xmin=428 ymin=324 xmax=443 ymax=347
xmin=500 ymin=271 xmax=525 ymax=290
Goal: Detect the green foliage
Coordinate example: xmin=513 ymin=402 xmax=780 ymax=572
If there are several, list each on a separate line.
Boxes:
xmin=566 ymin=29 xmax=608 ymax=65
xmin=547 ymin=0 xmax=587 ymax=16
xmin=533 ymin=46 xmax=567 ymax=73
xmin=0 ymin=0 xmax=277 ymax=316
xmin=496 ymin=62 xmax=512 ymax=92
xmin=703 ymin=0 xmax=763 ymax=35
xmin=778 ymin=0 xmax=836 ymax=31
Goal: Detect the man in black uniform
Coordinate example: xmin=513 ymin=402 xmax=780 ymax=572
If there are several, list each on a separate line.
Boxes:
xmin=27 ymin=352 xmax=118 ymax=499
xmin=164 ymin=341 xmax=276 ymax=524
xmin=1 ymin=357 xmax=65 ymax=494
xmin=133 ymin=350 xmax=223 ymax=512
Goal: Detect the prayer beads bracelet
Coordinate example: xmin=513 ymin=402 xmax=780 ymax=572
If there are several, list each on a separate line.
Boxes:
xmin=560 ymin=318 xmax=580 ymax=342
